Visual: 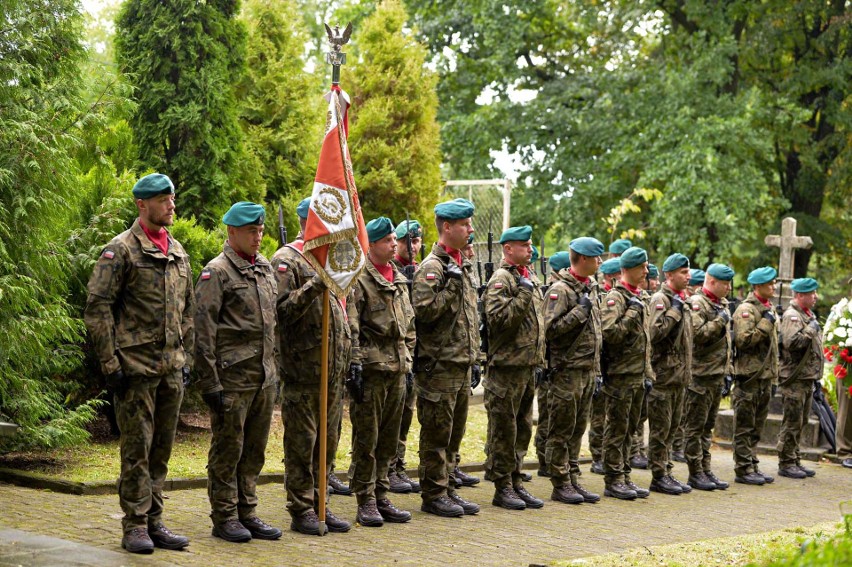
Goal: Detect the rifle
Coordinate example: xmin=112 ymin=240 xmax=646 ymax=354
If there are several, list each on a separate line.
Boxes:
xmin=401 ymin=212 xmax=416 ymax=284
xmin=776 ymin=281 xmax=785 ymax=317
xmin=478 ymin=223 xmax=495 ymax=355
xmin=539 ymin=236 xmax=548 ymax=292
xmin=277 ymin=205 xmax=287 ymax=246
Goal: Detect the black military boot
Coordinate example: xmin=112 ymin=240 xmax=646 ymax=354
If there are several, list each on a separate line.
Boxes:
xmin=290 ymin=510 xmax=328 ymax=535
xmin=629 ymin=454 xmax=649 ymax=469
xmin=796 ymin=463 xmax=816 ymax=477
xmin=148 ymin=523 xmax=189 ymax=550
xmin=514 ymin=485 xmax=544 ymax=508
xmin=421 ymin=495 xmax=464 ymax=517
xmin=734 ymin=472 xmax=766 ymax=485
xmin=520 ymin=471 xmax=533 ymax=482
xmin=388 ymin=471 xmax=413 ymax=494
xmin=325 ymin=509 xmax=352 ymax=532
xmin=328 ymin=472 xmax=352 ymax=495
xmin=356 ymin=501 xmax=384 ymax=527
xmin=492 ymin=486 xmax=527 ymax=510
xmin=778 ymin=465 xmax=807 ymax=479
xmin=705 ymin=470 xmax=729 ymax=490
xmin=446 ymin=491 xmax=479 ymax=514
xmin=625 ymin=479 xmax=649 ymax=498
xmin=377 ymin=498 xmax=412 ymax=522
xmin=212 ymin=519 xmax=252 ymax=543
xmin=755 ymin=468 xmax=775 ymax=484
xmin=551 ymin=484 xmax=584 ymax=504
xmin=571 ymin=478 xmax=601 ymax=503
xmin=603 ymin=482 xmax=637 ymax=500
xmin=537 ymin=457 xmax=551 ymax=477
xmin=669 ymin=475 xmax=692 ymax=493
xmin=122 ymin=527 xmax=154 ymax=554
xmin=241 ymin=517 xmax=281 ymax=540
xmin=590 ymin=460 xmax=604 ymax=475
xmin=454 ymin=466 xmax=481 ymax=487
xmin=398 ymin=470 xmax=421 ymax=492
xmin=649 ymin=475 xmax=682 ymax=495
xmin=672 ymin=450 xmax=686 ymax=463
xmin=688 ymin=472 xmax=717 ymax=491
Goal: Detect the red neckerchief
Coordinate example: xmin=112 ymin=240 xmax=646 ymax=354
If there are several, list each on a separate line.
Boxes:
xmin=513 ymin=263 xmax=531 ymax=279
xmin=755 ymin=293 xmax=771 ymax=308
xmin=232 ymin=246 xmax=256 ymax=265
xmin=439 ymin=243 xmax=462 ymax=266
xmin=621 ymin=279 xmax=642 ymax=296
xmin=140 ymin=219 xmax=169 ymax=256
xmin=604 ymin=283 xmax=612 ymax=292
xmin=804 ymin=308 xmax=813 ymax=318
xmin=394 ymin=253 xmax=417 ymax=268
xmin=666 ymin=283 xmax=686 ymax=300
xmin=702 ymin=287 xmax=720 ymax=303
xmin=372 ymin=259 xmax=394 ymax=282
xmin=570 ymin=268 xmax=589 ymax=284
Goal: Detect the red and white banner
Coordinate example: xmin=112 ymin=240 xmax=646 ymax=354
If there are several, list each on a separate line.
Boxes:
xmin=303 ymin=86 xmax=368 ymax=297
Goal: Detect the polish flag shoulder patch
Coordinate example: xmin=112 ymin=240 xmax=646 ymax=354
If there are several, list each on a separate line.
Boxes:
xmin=741 ymin=312 xmax=750 ymax=318
xmin=692 ymin=304 xmax=701 ymax=311
xmin=607 ymin=299 xmax=616 ymax=306
xmin=277 ymin=264 xmax=288 ymax=272
xmin=549 ymin=293 xmax=558 ymax=300
xmin=790 ymin=316 xmax=799 ymax=321
xmin=102 ymin=249 xmax=115 ymax=259
xmin=494 ymin=282 xmax=504 ymax=289
xmin=201 ymin=270 xmax=212 ymax=281
xmin=426 ymin=272 xmax=437 ymax=280
xmin=655 ymin=303 xmax=665 ymax=310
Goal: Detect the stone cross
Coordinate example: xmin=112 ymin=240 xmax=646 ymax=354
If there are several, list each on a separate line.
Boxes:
xmin=765 ymin=217 xmax=813 ymax=307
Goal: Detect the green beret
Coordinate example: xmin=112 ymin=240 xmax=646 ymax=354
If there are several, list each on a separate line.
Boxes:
xmin=549 ymin=251 xmax=571 ymax=272
xmin=366 ymin=217 xmax=394 ymax=243
xmin=647 ymin=264 xmax=659 ymax=279
xmin=223 ymin=201 xmax=265 ymax=227
xmin=599 ymin=258 xmax=622 ymax=275
xmin=499 ymin=225 xmax=532 ymax=244
xmin=570 ymin=237 xmax=605 ymax=257
xmin=791 ymin=278 xmax=818 ymax=293
xmin=394 ymin=219 xmax=422 ymax=239
xmin=706 ymin=263 xmax=735 ymax=281
xmin=619 ymin=246 xmax=648 ymax=269
xmin=609 ymin=238 xmax=632 ymax=255
xmin=531 ymin=245 xmax=540 ymax=263
xmin=296 ymin=197 xmax=311 ymax=219
xmin=132 ymin=173 xmax=174 ymax=200
xmin=689 ymin=269 xmax=706 ymax=286
xmin=662 ymin=253 xmax=689 ymax=273
xmin=434 ymin=198 xmax=475 ymax=220
xmin=747 ymin=266 xmax=777 ymax=285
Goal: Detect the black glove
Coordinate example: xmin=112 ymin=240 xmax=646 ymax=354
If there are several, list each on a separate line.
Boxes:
xmin=181 ymin=366 xmax=191 ymax=387
xmin=807 ymin=318 xmax=820 ymax=332
xmin=518 ymin=276 xmax=534 ymax=291
xmin=202 ymin=391 xmax=224 ymax=415
xmin=813 ymin=381 xmax=824 ymax=402
xmin=771 ymin=383 xmax=778 ymax=397
xmin=763 ymin=309 xmax=776 ymax=324
xmin=106 ymin=369 xmax=127 ymax=399
xmin=405 ymin=371 xmax=414 ymax=393
xmin=470 ymin=364 xmax=482 ymax=389
xmin=643 ymin=378 xmax=653 ymax=394
xmin=671 ymin=296 xmax=684 ymax=312
xmin=534 ymin=367 xmax=546 ymax=387
xmin=578 ymin=293 xmax=593 ymax=315
xmin=402 ymin=264 xmax=416 ymax=281
xmin=593 ymin=375 xmax=604 ymax=398
xmin=346 ymin=363 xmax=364 ymax=403
xmin=721 ymin=375 xmax=734 ymax=397
xmin=719 ymin=308 xmax=731 ymax=324
xmin=627 ymin=296 xmax=644 ymax=311
xmin=445 ymin=264 xmax=463 ymax=281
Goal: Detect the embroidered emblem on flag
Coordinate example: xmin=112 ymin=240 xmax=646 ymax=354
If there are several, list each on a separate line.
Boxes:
xmin=742 ymin=312 xmax=750 ymax=318
xmin=201 ymin=270 xmax=211 ymax=280
xmin=102 ymin=249 xmax=114 ymax=259
xmin=607 ymin=299 xmax=616 ymax=306
xmin=549 ymin=293 xmax=558 ymax=300
xmin=494 ymin=282 xmax=504 ymax=289
xmin=656 ymin=303 xmax=665 ymax=310
xmin=426 ymin=273 xmax=437 ymax=280
xmin=278 ymin=264 xmax=288 ymax=272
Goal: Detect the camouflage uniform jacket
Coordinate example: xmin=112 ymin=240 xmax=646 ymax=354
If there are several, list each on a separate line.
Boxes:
xmin=649 ymin=285 xmax=693 ymax=388
xmin=779 ymin=303 xmax=823 ymax=384
xmin=194 ymin=243 xmax=278 ymax=394
xmin=84 ymin=219 xmax=194 ymax=377
xmin=688 ymin=290 xmax=732 ymax=378
xmin=732 ymin=292 xmax=779 ymax=382
xmin=271 ymin=242 xmax=351 ymax=388
xmin=411 ymin=243 xmax=478 ymax=368
xmin=484 ymin=260 xmax=546 ymax=368
xmin=543 ymin=268 xmax=601 ymax=373
xmin=347 ymin=261 xmax=416 ymax=373
xmin=600 ymin=281 xmax=654 ymax=382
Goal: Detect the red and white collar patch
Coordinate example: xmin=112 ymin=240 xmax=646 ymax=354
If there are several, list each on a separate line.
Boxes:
xmin=102 ymin=249 xmax=114 ymax=259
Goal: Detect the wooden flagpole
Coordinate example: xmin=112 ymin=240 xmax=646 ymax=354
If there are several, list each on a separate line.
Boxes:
xmin=317 ymin=288 xmax=330 ymax=536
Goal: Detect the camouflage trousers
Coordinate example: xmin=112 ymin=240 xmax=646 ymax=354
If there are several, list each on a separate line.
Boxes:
xmin=683 ymin=375 xmax=724 ymax=475
xmin=207 ymin=385 xmax=275 ymax=524
xmin=546 ymin=369 xmax=594 ymax=487
xmin=602 ymin=376 xmax=644 ymax=486
xmin=350 ymin=370 xmax=406 ymax=504
xmin=484 ymin=366 xmax=536 ymax=489
xmin=732 ymin=377 xmax=772 ymax=475
xmin=671 ymin=411 xmax=687 ymax=454
xmin=837 ymin=377 xmax=852 ymax=459
xmin=115 ymin=370 xmax=183 ymax=533
xmin=777 ymin=380 xmax=815 ymax=467
xmin=630 ymin=392 xmax=648 ymax=458
xmin=416 ymin=363 xmax=470 ymax=502
xmin=534 ymin=380 xmax=551 ymax=468
xmin=390 ymin=378 xmax=417 ymax=474
xmin=283 ymin=374 xmax=344 ymax=518
xmin=588 ymin=390 xmax=607 ymax=462
xmin=646 ymin=385 xmax=685 ymax=479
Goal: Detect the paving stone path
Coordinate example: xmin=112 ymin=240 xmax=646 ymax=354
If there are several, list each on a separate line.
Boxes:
xmin=1 ymin=450 xmax=850 ymax=567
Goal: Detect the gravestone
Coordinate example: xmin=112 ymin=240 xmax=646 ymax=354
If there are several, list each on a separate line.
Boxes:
xmin=764 ymin=217 xmax=813 ymax=309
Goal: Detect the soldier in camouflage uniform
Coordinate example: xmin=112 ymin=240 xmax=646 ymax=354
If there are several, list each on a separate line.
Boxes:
xmin=683 ymin=263 xmax=735 ymax=491
xmin=388 ymin=218 xmax=423 ymax=494
xmin=589 ymin=257 xmax=623 ymax=474
xmin=411 ymin=198 xmax=480 ymax=518
xmin=194 ymin=202 xmax=281 ymax=543
xmin=544 ymin=241 xmax=604 ymax=505
xmin=272 ymin=197 xmax=352 ymax=535
xmin=483 ymin=226 xmax=547 ymax=510
xmin=600 ymin=247 xmax=654 ymax=500
xmin=646 ymin=254 xmax=693 ymax=495
xmin=346 ymin=217 xmax=416 ymax=527
xmin=629 ymin=263 xmax=660 ymax=470
xmin=84 ymin=173 xmax=193 ymax=554
xmin=732 ymin=266 xmax=780 ymax=486
xmin=777 ymin=277 xmax=823 ymax=479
